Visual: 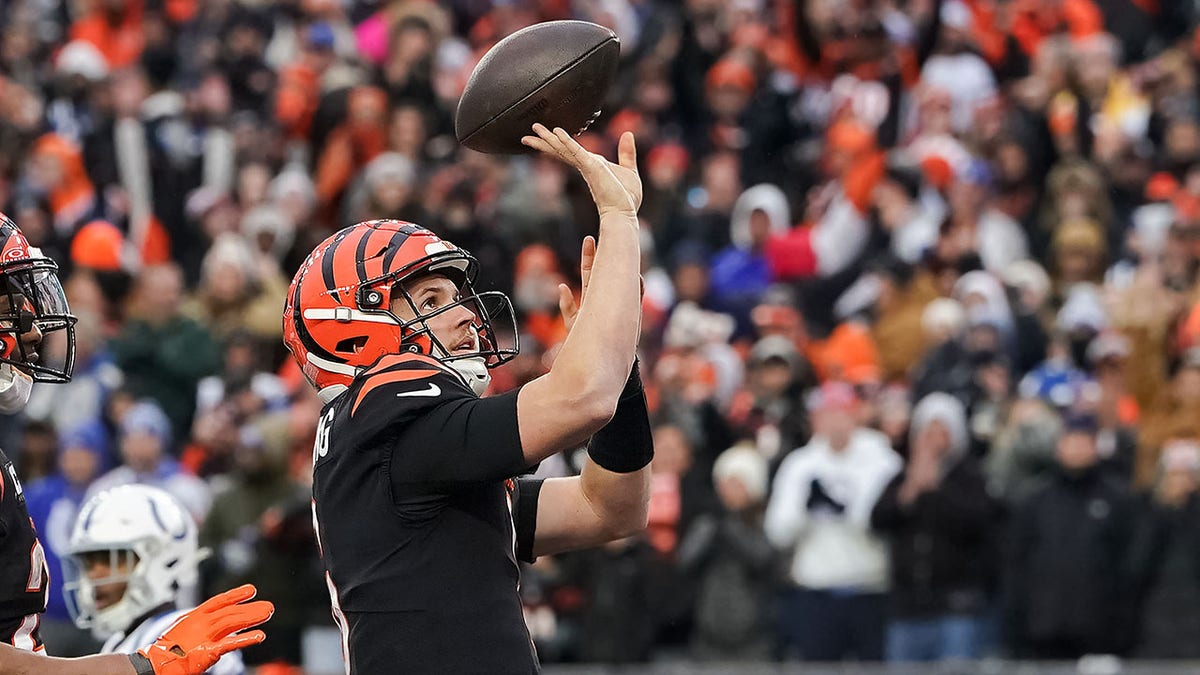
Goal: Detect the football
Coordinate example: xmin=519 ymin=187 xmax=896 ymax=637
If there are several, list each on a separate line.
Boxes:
xmin=455 ymin=20 xmax=621 ymax=155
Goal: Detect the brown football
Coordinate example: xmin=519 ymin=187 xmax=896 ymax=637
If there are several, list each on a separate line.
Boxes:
xmin=455 ymin=20 xmax=620 ymax=155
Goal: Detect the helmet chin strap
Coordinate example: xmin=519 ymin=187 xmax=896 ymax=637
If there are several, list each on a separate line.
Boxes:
xmin=430 ymin=330 xmax=491 ymax=396
xmin=449 ymin=357 xmax=491 ymax=396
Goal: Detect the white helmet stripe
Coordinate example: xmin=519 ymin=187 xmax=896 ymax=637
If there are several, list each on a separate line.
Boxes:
xmin=306 ymin=353 xmax=359 ymax=376
xmin=302 ymin=308 xmax=402 ymax=325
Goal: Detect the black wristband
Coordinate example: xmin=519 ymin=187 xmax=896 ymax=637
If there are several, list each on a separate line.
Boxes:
xmin=587 ymin=360 xmax=653 ymax=473
xmin=129 ymin=652 xmax=156 ymax=675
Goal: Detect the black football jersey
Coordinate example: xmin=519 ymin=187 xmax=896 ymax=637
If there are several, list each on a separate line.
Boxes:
xmin=312 ymin=353 xmax=543 ymax=674
xmin=0 ymin=448 xmax=47 ymax=651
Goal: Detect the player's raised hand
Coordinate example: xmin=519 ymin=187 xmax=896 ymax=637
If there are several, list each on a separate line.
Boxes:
xmin=521 ymin=124 xmax=641 ymax=218
xmin=138 ymin=584 xmax=274 ymax=675
xmin=557 ymin=235 xmax=644 ymax=336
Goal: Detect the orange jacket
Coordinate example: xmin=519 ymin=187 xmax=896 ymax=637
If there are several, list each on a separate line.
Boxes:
xmin=70 ymin=1 xmax=144 ymax=68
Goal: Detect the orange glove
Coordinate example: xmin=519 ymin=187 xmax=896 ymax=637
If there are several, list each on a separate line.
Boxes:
xmin=134 ymin=584 xmax=274 ymax=675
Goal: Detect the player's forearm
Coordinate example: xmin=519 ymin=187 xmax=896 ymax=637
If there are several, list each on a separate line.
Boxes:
xmin=579 ymin=458 xmax=650 ymax=539
xmin=580 ymin=361 xmax=653 ymax=536
xmin=0 ymin=647 xmax=137 ymax=675
xmin=547 ymin=212 xmax=640 ymax=414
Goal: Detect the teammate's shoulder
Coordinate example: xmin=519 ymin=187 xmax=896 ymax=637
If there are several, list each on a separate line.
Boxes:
xmin=349 ymin=352 xmax=470 ymax=417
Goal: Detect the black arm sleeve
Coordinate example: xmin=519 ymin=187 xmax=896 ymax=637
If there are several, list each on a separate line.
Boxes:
xmin=513 ymin=478 xmax=544 ymax=563
xmin=587 ymin=362 xmax=653 ymax=473
xmin=390 ymin=388 xmax=528 ymax=489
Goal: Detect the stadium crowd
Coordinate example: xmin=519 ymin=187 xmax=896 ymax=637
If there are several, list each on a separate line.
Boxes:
xmin=0 ymin=0 xmax=1199 ymax=668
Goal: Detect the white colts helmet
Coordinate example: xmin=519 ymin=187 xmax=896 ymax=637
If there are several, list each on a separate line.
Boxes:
xmin=65 ymin=485 xmax=208 ymax=639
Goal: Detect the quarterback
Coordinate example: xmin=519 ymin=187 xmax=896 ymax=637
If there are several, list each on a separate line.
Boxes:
xmin=285 ymin=125 xmax=651 ymax=673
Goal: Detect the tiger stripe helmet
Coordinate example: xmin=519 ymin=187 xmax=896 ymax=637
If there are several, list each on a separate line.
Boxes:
xmin=283 ymin=219 xmax=518 ymax=398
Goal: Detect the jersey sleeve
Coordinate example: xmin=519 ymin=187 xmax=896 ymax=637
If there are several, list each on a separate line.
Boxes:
xmin=349 ymin=354 xmax=528 ymax=490
xmin=512 ymin=478 xmax=544 ymax=564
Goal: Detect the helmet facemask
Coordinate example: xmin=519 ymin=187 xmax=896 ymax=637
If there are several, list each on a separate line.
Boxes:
xmin=0 ymin=256 xmax=76 ymax=383
xmin=361 ymin=252 xmax=518 ymax=395
xmin=64 ymin=548 xmax=142 ymax=639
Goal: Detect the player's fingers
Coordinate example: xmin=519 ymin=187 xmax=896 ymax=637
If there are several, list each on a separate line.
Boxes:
xmin=581 ymin=235 xmax=596 ymax=266
xmin=552 ymin=127 xmax=595 ymax=166
xmin=213 ymin=630 xmax=266 ymax=656
xmin=617 ymin=132 xmax=637 ymax=172
xmin=529 ymin=123 xmax=566 ymax=155
xmin=520 ymin=135 xmax=554 ymax=155
xmin=194 ymin=584 xmax=258 ymax=615
xmin=532 ymin=124 xmax=580 ymax=165
xmin=534 ymin=123 xmax=570 ymax=151
xmin=208 ymin=600 xmax=276 ymax=638
xmin=580 ymin=235 xmax=596 ymax=298
xmin=557 ymin=283 xmax=576 ymax=318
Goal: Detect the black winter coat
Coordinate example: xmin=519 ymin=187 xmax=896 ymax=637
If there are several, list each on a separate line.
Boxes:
xmin=1131 ymin=494 xmax=1200 ymax=658
xmin=871 ymin=458 xmax=1001 ymax=618
xmin=1005 ymin=467 xmax=1140 ymax=657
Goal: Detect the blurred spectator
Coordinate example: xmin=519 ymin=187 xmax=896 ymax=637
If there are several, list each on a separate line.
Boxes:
xmin=69 ymin=0 xmax=145 ymax=69
xmin=872 ymin=393 xmax=1001 ymax=661
xmin=1005 ymin=412 xmax=1140 ymax=658
xmin=943 ymin=159 xmax=1029 ymax=273
xmin=317 ymin=86 xmax=388 ymax=219
xmin=642 ymin=143 xmax=689 ymax=252
xmin=1133 ymin=441 xmax=1200 ymax=658
xmin=726 ymin=336 xmax=814 ymax=465
xmin=183 ymin=232 xmax=289 ymax=343
xmin=643 ymin=422 xmax=712 ymax=646
xmin=111 ymin=263 xmax=220 ymax=439
xmin=558 ymin=536 xmax=659 ymax=664
xmin=510 ymin=244 xmax=568 ymax=350
xmin=654 ymin=303 xmax=737 ymax=458
xmin=85 ymin=400 xmax=211 ymax=522
xmin=668 ymin=152 xmax=741 ymax=255
xmin=275 ymin=21 xmax=337 ymax=147
xmin=765 ymin=382 xmax=901 ymax=661
xmin=240 ymin=204 xmax=296 ymax=275
xmin=16 ymin=420 xmax=59 ymax=484
xmin=862 ymin=255 xmax=938 ymax=382
xmin=25 ymin=310 xmax=122 ymax=433
xmin=709 ymin=184 xmax=791 ymax=331
xmin=1136 ymin=347 xmax=1200 ymax=489
xmin=986 ymin=396 xmax=1065 ymax=505
xmin=679 ymin=444 xmax=776 ymax=661
xmin=25 ymin=422 xmax=107 ymax=657
xmin=1000 ymin=260 xmax=1052 ymax=375
xmin=26 ymin=133 xmax=99 ymax=235
xmin=199 ymin=413 xmax=314 ymax=663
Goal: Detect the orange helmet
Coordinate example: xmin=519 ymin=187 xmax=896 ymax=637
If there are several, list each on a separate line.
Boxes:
xmin=283 ymin=219 xmax=517 ymax=397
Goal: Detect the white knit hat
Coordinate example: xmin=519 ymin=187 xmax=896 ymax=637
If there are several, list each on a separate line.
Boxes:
xmin=713 ymin=444 xmax=769 ymax=503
